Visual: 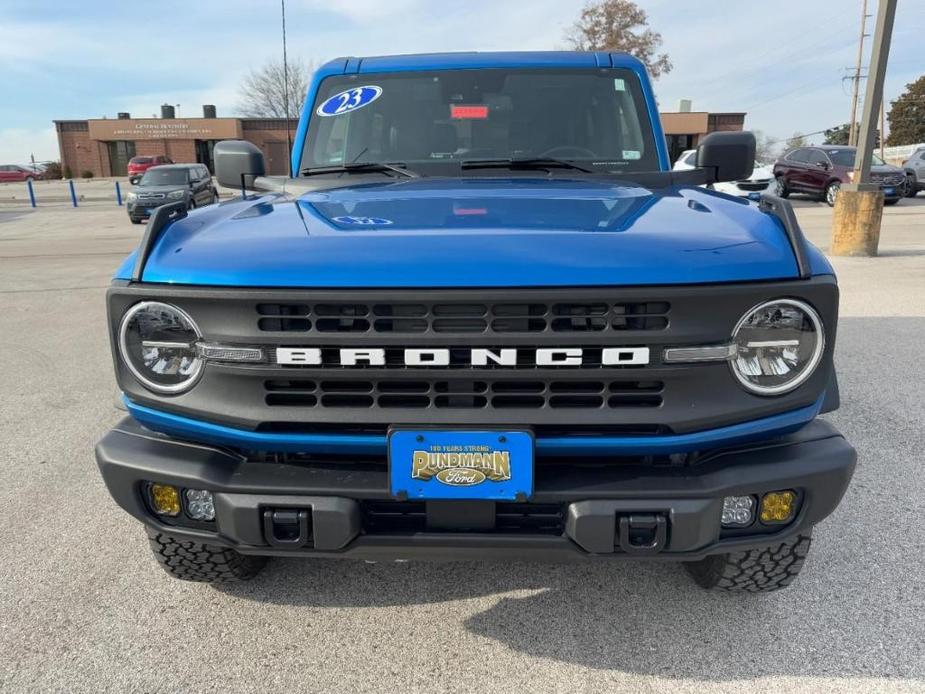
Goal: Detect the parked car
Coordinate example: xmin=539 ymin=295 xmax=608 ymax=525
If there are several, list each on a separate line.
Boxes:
xmin=125 ymin=164 xmax=217 ymax=224
xmin=0 ymin=164 xmax=44 ymax=182
xmin=128 ymin=155 xmax=173 ymax=185
xmin=772 ymin=145 xmax=905 ymax=206
xmin=901 ymin=146 xmax=924 ymax=198
xmin=96 ymin=51 xmax=856 ymax=593
xmin=673 ymin=149 xmax=773 ymax=200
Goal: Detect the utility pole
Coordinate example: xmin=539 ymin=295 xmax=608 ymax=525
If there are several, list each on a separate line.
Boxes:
xmin=831 ymin=0 xmax=898 ymax=257
xmin=281 ymin=0 xmax=292 ymax=172
xmin=848 ymin=0 xmax=869 ymax=147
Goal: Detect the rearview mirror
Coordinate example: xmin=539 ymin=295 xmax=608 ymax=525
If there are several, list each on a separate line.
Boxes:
xmin=214 ymin=140 xmax=266 ymax=190
xmin=696 ymin=131 xmax=756 ymax=183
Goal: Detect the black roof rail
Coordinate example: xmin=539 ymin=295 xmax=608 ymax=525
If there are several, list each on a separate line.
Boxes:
xmin=758 ymin=194 xmax=811 ymax=279
xmin=131 ymin=201 xmax=188 ymax=282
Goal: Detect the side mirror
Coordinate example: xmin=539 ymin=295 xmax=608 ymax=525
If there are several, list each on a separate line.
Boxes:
xmin=214 ymin=140 xmax=266 ymax=190
xmin=816 ymin=161 xmax=831 ymax=170
xmin=696 ymin=131 xmax=756 ymax=183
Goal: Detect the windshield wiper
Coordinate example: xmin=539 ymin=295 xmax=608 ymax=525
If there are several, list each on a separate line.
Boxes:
xmin=301 ymin=162 xmax=419 ymax=178
xmin=460 ymin=157 xmax=595 ymax=173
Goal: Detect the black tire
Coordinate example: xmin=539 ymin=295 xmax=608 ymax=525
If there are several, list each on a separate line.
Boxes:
xmin=824 ymin=181 xmax=840 ymax=207
xmin=884 ymin=198 xmax=900 ymax=206
xmin=902 ymin=177 xmax=918 ymax=198
xmin=773 ymin=176 xmax=789 ymax=198
xmin=130 ymin=218 xmax=143 ymax=225
xmin=187 ymin=198 xmax=196 ymax=211
xmin=684 ymin=533 xmax=812 ymax=592
xmin=146 ymin=527 xmax=266 ymax=583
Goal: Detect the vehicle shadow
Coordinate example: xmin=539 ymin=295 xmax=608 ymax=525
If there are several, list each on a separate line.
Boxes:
xmin=216 ymin=547 xmax=923 ymax=681
xmin=216 ymin=316 xmax=925 ymax=682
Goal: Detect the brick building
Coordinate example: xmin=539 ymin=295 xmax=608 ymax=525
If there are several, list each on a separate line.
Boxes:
xmin=660 ymin=106 xmax=746 ymax=164
xmin=55 ymin=103 xmax=746 ymax=177
xmin=54 ymin=109 xmax=297 ymax=178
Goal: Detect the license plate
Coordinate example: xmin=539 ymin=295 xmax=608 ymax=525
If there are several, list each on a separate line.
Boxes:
xmin=747 ymin=192 xmax=761 ymax=201
xmin=883 ymin=187 xmax=895 ymax=196
xmin=388 ymin=429 xmax=533 ymax=501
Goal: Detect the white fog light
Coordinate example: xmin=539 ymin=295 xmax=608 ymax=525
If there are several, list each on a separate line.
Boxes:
xmin=185 ymin=488 xmax=215 ymax=521
xmin=721 ymin=495 xmax=755 ymax=527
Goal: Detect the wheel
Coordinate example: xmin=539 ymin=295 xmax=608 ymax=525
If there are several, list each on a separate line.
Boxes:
xmin=884 ymin=198 xmax=899 ymax=206
xmin=825 ymin=181 xmax=841 ymax=207
xmin=24 ymin=176 xmax=34 ymax=183
xmin=187 ymin=198 xmax=196 ymax=211
xmin=902 ymin=176 xmax=918 ymax=198
xmin=146 ymin=527 xmax=266 ymax=583
xmin=773 ymin=176 xmax=789 ymax=198
xmin=130 ymin=218 xmax=143 ymax=225
xmin=684 ymin=533 xmax=812 ymax=592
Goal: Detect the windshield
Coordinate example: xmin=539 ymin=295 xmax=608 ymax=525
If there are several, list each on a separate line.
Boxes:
xmin=827 ymin=149 xmax=886 ymax=167
xmin=301 ymin=68 xmax=660 ymax=174
xmin=130 ymin=157 xmax=153 ymax=164
xmin=140 ymin=168 xmax=189 ymax=186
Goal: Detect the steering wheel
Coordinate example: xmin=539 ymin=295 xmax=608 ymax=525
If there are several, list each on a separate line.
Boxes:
xmin=538 ymin=145 xmax=598 ymax=159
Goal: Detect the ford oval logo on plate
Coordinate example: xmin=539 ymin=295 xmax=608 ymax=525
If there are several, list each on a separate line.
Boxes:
xmin=316 ymin=86 xmax=383 ymax=117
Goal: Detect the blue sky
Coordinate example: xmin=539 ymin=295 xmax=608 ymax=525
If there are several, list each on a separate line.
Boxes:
xmin=1 ymin=0 xmax=923 ymax=164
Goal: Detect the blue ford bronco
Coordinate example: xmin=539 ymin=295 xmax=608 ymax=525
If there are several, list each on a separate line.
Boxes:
xmin=96 ymin=52 xmax=856 ymax=591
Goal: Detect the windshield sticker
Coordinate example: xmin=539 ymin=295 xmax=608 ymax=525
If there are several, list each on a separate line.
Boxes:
xmin=451 ymin=104 xmax=489 ymax=120
xmin=622 ymin=150 xmax=641 ymax=160
xmin=332 ymin=215 xmax=393 ymax=226
xmin=316 ymin=86 xmax=383 ymax=117
xmin=614 ymin=78 xmax=626 ymax=91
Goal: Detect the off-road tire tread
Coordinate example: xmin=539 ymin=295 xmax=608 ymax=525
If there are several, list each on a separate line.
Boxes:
xmin=146 ymin=527 xmax=266 ymax=583
xmin=684 ymin=533 xmax=812 ymax=592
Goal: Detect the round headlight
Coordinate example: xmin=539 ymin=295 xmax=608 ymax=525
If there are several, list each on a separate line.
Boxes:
xmin=118 ymin=301 xmax=203 ymax=394
xmin=730 ymin=299 xmax=824 ymax=395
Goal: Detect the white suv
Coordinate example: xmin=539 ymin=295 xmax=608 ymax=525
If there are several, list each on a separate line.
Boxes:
xmin=673 ymin=149 xmax=774 ymax=200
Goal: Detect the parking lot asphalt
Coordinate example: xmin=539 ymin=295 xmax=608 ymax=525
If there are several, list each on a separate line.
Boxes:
xmin=1 ymin=196 xmax=924 ymax=693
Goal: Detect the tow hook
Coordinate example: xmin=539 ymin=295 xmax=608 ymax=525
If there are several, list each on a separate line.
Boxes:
xmin=263 ymin=508 xmax=312 ymax=547
xmin=617 ymin=513 xmax=668 ymax=555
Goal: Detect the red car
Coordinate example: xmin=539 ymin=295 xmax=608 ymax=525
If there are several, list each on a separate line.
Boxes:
xmin=772 ymin=145 xmax=905 ymax=207
xmin=128 ymin=155 xmax=172 ymax=184
xmin=0 ymin=164 xmax=44 ymax=182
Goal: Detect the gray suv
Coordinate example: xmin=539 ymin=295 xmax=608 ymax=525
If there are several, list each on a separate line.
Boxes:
xmin=902 ymin=147 xmax=924 ymax=197
xmin=127 ymin=164 xmax=218 ymax=224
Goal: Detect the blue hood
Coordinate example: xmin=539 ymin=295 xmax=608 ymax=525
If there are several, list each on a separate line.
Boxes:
xmin=124 ymin=178 xmax=812 ymax=287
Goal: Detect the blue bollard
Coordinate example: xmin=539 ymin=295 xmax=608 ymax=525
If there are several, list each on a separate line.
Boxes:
xmin=27 ymin=179 xmax=36 ymax=208
xmin=68 ymin=179 xmax=78 ymax=207
xmin=115 ymin=180 xmax=123 ymax=206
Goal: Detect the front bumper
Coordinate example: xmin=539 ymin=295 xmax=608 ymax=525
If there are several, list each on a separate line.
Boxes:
xmin=96 ymin=417 xmax=856 ymax=561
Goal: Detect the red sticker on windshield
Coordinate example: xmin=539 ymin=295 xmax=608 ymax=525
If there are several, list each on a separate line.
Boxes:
xmin=451 ymin=105 xmax=489 ymax=120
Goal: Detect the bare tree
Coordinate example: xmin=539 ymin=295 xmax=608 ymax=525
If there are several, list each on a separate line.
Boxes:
xmin=566 ymin=0 xmax=672 ymax=79
xmin=237 ymin=58 xmax=313 ymax=119
xmin=785 ymin=133 xmax=808 ymax=151
xmin=753 ymin=130 xmax=779 ymax=163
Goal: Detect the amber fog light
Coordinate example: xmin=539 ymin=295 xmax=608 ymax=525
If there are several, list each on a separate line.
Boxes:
xmin=760 ymin=490 xmax=797 ymax=524
xmin=149 ymin=483 xmax=181 ymax=517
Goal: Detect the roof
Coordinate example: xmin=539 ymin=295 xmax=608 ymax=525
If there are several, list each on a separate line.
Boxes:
xmin=319 ymin=51 xmax=645 ymax=74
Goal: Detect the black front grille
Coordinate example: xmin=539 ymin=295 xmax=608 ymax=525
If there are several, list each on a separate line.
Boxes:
xmin=257 ymin=300 xmax=669 ymax=334
xmin=265 ymin=378 xmax=663 ymax=410
xmin=360 ymin=501 xmax=565 ymax=534
xmin=735 ymin=181 xmax=769 ymax=191
xmin=109 ymin=280 xmax=839 ymax=436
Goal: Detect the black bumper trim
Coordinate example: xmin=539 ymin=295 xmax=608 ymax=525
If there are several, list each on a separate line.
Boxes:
xmin=95 ymin=417 xmax=856 ymax=561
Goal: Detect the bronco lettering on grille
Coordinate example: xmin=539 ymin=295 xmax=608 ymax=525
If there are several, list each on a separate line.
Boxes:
xmin=276 ymin=347 xmax=650 ymax=367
